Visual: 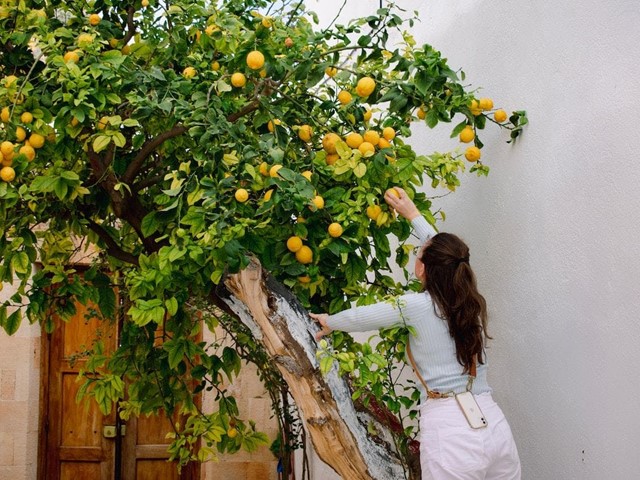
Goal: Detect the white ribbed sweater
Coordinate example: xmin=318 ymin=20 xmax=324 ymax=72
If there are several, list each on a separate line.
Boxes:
xmin=326 ymin=216 xmax=491 ymax=399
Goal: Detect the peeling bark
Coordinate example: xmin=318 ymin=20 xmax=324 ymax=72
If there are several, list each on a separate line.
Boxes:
xmin=216 ymin=258 xmax=407 ymax=480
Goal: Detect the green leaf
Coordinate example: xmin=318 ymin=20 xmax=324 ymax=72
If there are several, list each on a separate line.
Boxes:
xmin=93 ymin=135 xmax=111 ymax=153
xmin=320 ymin=355 xmax=334 ymax=375
xmin=165 ymin=297 xmax=178 ymax=316
xmin=426 ymin=109 xmax=439 ymax=128
xmin=353 ymin=163 xmax=367 ymax=178
xmin=53 ymin=179 xmax=68 ymax=200
xmin=3 ymin=309 xmax=22 ymax=335
xmin=11 ymin=252 xmax=30 ymax=275
xmin=166 ymin=339 xmax=185 ymax=369
xmin=141 ymin=212 xmax=160 ymax=237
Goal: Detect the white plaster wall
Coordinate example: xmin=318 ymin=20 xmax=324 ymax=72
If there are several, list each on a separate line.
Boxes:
xmin=309 ymin=0 xmax=640 ymax=478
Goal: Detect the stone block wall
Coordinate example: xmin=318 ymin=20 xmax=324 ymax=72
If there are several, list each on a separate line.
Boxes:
xmin=0 ymin=281 xmax=41 ymax=480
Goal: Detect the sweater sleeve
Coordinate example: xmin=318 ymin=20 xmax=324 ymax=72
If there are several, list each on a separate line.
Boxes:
xmin=325 ymin=295 xmax=413 ymax=333
xmin=411 ymin=215 xmax=438 ymax=245
xmin=327 ymin=292 xmax=427 ymax=332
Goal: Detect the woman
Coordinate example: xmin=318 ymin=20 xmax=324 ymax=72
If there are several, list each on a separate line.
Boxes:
xmin=310 ymin=188 xmax=521 ymax=480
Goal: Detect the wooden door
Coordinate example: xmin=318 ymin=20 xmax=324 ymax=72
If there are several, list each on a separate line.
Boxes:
xmin=122 ymin=410 xmax=197 ymax=480
xmin=38 ymin=296 xmax=200 ymax=480
xmin=38 ymin=300 xmax=118 ymax=480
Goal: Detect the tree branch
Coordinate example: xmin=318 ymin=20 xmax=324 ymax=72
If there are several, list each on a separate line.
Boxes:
xmin=133 ymin=174 xmax=164 ymax=192
xmin=84 ymin=218 xmax=140 ymax=266
xmin=122 ymin=125 xmax=187 ymax=183
xmin=226 ymin=99 xmax=260 ymax=123
xmin=121 ymin=6 xmax=136 ymax=46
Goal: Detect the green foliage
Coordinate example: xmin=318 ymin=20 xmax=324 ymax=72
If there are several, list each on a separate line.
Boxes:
xmin=0 ymin=0 xmax=526 ymax=472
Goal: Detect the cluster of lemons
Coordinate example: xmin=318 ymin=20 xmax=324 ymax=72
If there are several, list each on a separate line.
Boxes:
xmin=460 ymin=98 xmax=509 ymax=163
xmin=0 ymin=100 xmax=47 ymax=183
xmin=221 ymin=59 xmax=399 ymax=268
xmin=182 ymin=49 xmax=266 ymax=88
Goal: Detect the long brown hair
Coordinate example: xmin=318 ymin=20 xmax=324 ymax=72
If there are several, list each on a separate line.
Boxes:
xmin=419 ymin=233 xmax=490 ymax=373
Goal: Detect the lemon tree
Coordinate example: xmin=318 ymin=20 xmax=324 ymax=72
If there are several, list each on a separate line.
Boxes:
xmin=0 ymin=0 xmax=526 ymax=477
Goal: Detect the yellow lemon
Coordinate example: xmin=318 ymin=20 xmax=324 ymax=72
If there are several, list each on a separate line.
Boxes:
xmin=97 ymin=116 xmax=109 ymax=130
xmin=366 ymin=205 xmax=382 ymax=220
xmin=142 ymin=0 xmax=150 ymax=7
xmin=358 ymin=142 xmax=375 ymax=156
xmin=88 ymin=14 xmax=101 ymax=26
xmin=322 ymin=133 xmax=341 ymax=154
xmin=295 ymin=245 xmax=313 ymax=264
xmin=267 ymin=119 xmax=281 ymax=133
xmin=385 ymin=187 xmax=400 ymax=199
xmin=464 ymin=146 xmax=481 ymax=162
xmin=211 ymin=61 xmax=221 ymax=71
xmin=382 ymin=127 xmax=395 ymax=141
xmin=363 ymin=130 xmax=380 ymax=146
xmin=363 ymin=109 xmax=372 ymax=122
xmin=62 ymin=51 xmax=80 ymax=63
xmin=183 ymin=67 xmax=197 ymax=78
xmin=246 ymin=50 xmax=265 ymax=70
xmin=261 ymin=16 xmax=273 ymax=28
xmin=231 ymin=72 xmax=247 ymax=88
xmin=29 ymin=133 xmax=45 ymax=149
xmin=16 ymin=127 xmax=27 ymax=142
xmin=77 ymin=33 xmax=94 ymax=47
xmin=19 ymin=144 xmax=35 ymax=161
xmin=298 ymin=275 xmax=311 ymax=283
xmin=328 ymin=223 xmax=343 ymax=238
xmin=337 ymin=90 xmax=352 ymax=105
xmin=286 ymin=236 xmax=303 ymax=253
xmin=20 ymin=111 xmax=33 ymax=124
xmin=416 ymin=107 xmax=426 ymax=120
xmin=301 ymin=170 xmax=313 ymax=181
xmin=312 ymin=195 xmax=325 ymax=209
xmin=263 ymin=189 xmax=274 ymax=201
xmin=0 ymin=166 xmax=15 ymax=182
xmin=298 ymin=124 xmax=312 ymax=142
xmin=1 ymin=107 xmax=10 ymax=123
xmin=234 ymin=188 xmax=249 ymax=202
xmin=227 ymin=428 xmax=238 ymax=438
xmin=469 ymin=99 xmax=483 ymax=116
xmin=378 ymin=138 xmax=392 ymax=149
xmin=494 ymin=109 xmax=508 ymax=123
xmin=356 ymin=76 xmax=376 ymax=97
xmin=325 ymin=153 xmax=339 ymax=165
xmin=325 ymin=66 xmax=337 ymax=77
xmin=479 ymin=97 xmax=494 ymax=110
xmin=4 ymin=75 xmax=18 ymax=88
xmin=259 ymin=161 xmax=269 ymax=176
xmin=345 ymin=132 xmax=364 ymax=149
xmin=269 ymin=164 xmax=283 ymax=177
xmin=459 ymin=127 xmax=475 ymax=143
xmin=0 ymin=141 xmax=14 ymax=157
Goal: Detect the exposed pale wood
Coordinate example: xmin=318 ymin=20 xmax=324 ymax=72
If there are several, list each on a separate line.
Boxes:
xmin=219 ymin=258 xmax=405 ymax=480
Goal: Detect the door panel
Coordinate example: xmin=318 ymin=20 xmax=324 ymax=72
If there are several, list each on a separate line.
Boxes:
xmin=40 ymin=300 xmax=117 ymax=480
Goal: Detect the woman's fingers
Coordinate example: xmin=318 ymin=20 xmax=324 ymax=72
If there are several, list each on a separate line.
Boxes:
xmin=309 ymin=313 xmax=332 ymax=340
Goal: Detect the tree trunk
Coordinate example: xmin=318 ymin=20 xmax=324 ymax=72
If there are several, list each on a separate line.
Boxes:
xmin=216 ymin=258 xmax=408 ymax=480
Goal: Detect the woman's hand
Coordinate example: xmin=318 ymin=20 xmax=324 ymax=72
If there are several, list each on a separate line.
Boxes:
xmin=385 ymin=187 xmax=420 ymax=221
xmin=309 ymin=313 xmax=333 ymax=341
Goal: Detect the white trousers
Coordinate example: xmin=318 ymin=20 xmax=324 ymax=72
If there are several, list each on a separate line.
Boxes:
xmin=419 ymin=393 xmax=521 ymax=480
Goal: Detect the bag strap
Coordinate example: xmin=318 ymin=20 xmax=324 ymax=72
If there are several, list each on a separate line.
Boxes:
xmin=406 ymin=340 xmax=476 ymax=399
